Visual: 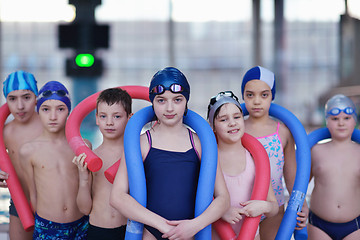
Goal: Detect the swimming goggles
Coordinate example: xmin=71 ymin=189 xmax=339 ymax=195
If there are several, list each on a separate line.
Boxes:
xmin=209 ymin=91 xmax=239 ymax=106
xmin=326 ymin=107 xmax=355 ymax=116
xmin=37 ymin=90 xmax=69 ymax=99
xmin=150 ymin=83 xmax=185 ymax=95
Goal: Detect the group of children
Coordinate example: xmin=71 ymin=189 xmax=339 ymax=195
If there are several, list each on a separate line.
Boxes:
xmin=0 ymin=66 xmax=359 ymax=240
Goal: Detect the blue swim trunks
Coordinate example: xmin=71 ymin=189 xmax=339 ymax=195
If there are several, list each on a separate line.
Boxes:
xmin=309 ymin=210 xmax=360 ymax=240
xmin=33 ymin=213 xmax=89 ymax=240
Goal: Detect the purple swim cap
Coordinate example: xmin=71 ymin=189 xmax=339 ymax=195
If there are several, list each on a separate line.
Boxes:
xmin=241 ymin=66 xmax=276 ymax=100
xmin=37 ymin=81 xmax=71 ymax=112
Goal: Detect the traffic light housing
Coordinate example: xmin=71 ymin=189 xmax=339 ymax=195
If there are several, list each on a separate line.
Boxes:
xmin=58 ymin=0 xmax=109 ymax=77
xmin=66 ymin=55 xmax=103 ymax=77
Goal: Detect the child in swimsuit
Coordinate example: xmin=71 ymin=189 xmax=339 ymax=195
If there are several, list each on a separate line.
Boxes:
xmin=2 ymin=70 xmax=43 ymax=240
xmin=308 ymin=94 xmax=360 ymax=240
xmin=20 ymin=81 xmax=88 ymax=240
xmin=110 ymin=67 xmax=230 ymax=240
xmin=207 ymin=91 xmax=278 ymax=240
xmin=241 ymin=66 xmax=307 ymax=239
xmin=73 ymin=88 xmax=132 ymax=240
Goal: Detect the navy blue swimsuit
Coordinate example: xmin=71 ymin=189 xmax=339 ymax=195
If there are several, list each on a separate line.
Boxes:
xmin=144 ymin=129 xmax=200 ymax=239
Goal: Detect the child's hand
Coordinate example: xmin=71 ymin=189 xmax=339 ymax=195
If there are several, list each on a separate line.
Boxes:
xmin=295 ymin=209 xmax=308 ymax=230
xmin=162 ymin=219 xmax=197 ymax=240
xmin=72 ymin=153 xmax=88 ymax=172
xmin=222 ymin=206 xmax=244 ymax=224
xmin=0 ymin=170 xmax=8 ymax=188
xmin=240 ymin=200 xmax=269 ymax=217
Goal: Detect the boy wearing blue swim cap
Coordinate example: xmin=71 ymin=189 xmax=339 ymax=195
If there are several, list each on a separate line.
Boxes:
xmin=308 ymin=94 xmax=360 ymax=240
xmin=111 ymin=67 xmax=230 ymax=240
xmin=2 ymin=70 xmax=42 ymax=240
xmin=19 ymin=81 xmax=89 ymax=239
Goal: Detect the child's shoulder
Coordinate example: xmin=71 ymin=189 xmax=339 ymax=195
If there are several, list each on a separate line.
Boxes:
xmin=19 ymin=137 xmax=44 ymax=158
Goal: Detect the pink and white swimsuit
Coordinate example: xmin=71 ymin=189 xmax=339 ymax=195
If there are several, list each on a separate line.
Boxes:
xmin=256 ymin=122 xmax=285 ymax=206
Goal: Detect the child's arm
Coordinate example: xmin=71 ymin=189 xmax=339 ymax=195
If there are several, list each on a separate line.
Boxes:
xmin=163 ymin=159 xmax=230 ymax=239
xmin=240 ymin=183 xmax=279 ymax=218
xmin=19 ymin=143 xmax=37 ymax=212
xmin=110 ymin=151 xmax=173 ymax=235
xmin=72 ymin=153 xmax=93 ymax=215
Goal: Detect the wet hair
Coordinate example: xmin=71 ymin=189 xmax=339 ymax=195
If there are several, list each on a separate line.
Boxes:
xmin=96 ymin=88 xmax=132 ymax=116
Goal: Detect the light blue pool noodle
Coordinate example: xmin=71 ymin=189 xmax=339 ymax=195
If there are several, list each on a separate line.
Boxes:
xmin=241 ymin=103 xmax=311 ymax=240
xmin=124 ymin=106 xmax=217 ymax=240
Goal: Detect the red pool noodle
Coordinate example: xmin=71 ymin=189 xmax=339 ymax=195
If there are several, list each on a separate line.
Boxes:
xmin=66 ymin=86 xmax=150 ymax=172
xmin=0 ymin=104 xmax=34 ymax=231
xmin=213 ymin=132 xmax=270 ymax=240
xmin=104 ymin=159 xmax=119 ymax=184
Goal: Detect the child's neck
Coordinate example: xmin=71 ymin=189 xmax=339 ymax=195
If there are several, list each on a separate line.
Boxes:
xmin=217 ymin=139 xmax=245 ymax=152
xmin=156 ymin=120 xmax=184 ymax=133
xmin=330 ymin=136 xmax=354 ymax=146
xmin=101 ymin=136 xmax=124 ymax=148
xmin=247 ymin=114 xmax=270 ymax=125
xmin=42 ymin=129 xmax=66 ymax=141
xmin=13 ymin=111 xmax=39 ymax=125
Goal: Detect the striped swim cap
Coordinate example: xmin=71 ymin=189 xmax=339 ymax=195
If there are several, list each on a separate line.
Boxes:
xmin=3 ymin=70 xmax=38 ymax=98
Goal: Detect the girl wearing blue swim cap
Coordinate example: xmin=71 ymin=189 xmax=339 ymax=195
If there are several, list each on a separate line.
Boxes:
xmin=241 ymin=66 xmax=307 ymax=239
xmin=111 ymin=67 xmax=229 ymax=240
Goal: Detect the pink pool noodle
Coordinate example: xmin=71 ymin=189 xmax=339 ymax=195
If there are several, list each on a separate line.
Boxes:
xmin=0 ymin=104 xmax=34 ymax=231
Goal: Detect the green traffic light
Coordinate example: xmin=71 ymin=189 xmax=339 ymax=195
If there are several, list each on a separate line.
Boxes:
xmin=75 ymin=54 xmax=95 ymax=67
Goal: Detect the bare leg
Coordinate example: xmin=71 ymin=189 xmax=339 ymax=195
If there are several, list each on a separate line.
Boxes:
xmin=259 ymin=205 xmax=284 ymax=240
xmin=9 ymin=215 xmax=33 ymax=240
xmin=142 ymin=228 xmax=157 ymax=240
xmin=307 ymin=223 xmax=332 ymax=240
xmin=344 ymin=229 xmax=360 ymax=240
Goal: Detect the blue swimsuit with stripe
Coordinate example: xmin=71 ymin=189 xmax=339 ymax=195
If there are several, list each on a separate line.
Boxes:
xmin=144 ymin=129 xmax=200 ymax=239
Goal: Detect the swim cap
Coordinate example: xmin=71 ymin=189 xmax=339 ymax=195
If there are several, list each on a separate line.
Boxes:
xmin=241 ymin=66 xmax=276 ymax=100
xmin=3 ymin=70 xmax=38 ymax=98
xmin=149 ymin=67 xmax=190 ymax=103
xmin=325 ymin=94 xmax=357 ymax=122
xmin=37 ymin=81 xmax=71 ymax=113
xmin=207 ymin=91 xmax=242 ymax=129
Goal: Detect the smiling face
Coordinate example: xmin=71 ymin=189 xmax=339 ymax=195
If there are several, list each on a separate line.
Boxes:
xmin=38 ymin=99 xmax=69 ymax=133
xmin=153 ymin=90 xmax=187 ymax=126
xmin=243 ymin=80 xmax=272 ymax=119
xmin=6 ymin=89 xmax=37 ymax=123
xmin=96 ymin=101 xmax=130 ymax=140
xmin=213 ymin=103 xmax=245 ymax=144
